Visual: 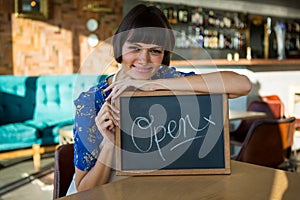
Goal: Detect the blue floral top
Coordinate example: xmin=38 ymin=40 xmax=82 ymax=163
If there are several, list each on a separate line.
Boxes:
xmin=73 ymin=67 xmax=195 ymax=171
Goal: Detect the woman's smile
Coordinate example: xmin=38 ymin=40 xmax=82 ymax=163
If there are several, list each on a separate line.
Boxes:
xmin=131 ymin=65 xmax=153 ymax=73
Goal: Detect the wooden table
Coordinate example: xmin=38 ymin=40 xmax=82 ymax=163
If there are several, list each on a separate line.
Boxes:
xmin=229 ymin=110 xmax=267 ymax=121
xmin=58 ymin=161 xmax=300 ymax=200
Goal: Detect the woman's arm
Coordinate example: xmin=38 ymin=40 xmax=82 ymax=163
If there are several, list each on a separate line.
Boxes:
xmin=74 ymin=101 xmax=119 ymax=192
xmin=105 ymin=71 xmax=251 ymax=100
xmin=155 ymin=71 xmax=252 ymax=98
xmin=75 ymin=140 xmax=114 ymax=192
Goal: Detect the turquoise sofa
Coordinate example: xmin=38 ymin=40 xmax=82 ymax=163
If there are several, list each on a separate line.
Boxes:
xmin=0 ymin=74 xmax=102 ymax=168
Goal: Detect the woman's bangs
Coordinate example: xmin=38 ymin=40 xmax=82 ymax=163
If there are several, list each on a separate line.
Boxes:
xmin=127 ymin=28 xmax=173 ymax=51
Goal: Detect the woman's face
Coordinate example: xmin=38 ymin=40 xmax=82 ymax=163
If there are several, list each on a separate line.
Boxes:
xmin=121 ymin=41 xmax=164 ymax=80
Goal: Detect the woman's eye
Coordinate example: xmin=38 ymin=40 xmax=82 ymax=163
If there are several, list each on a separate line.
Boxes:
xmin=128 ymin=46 xmax=140 ymax=51
xmin=151 ymin=49 xmax=163 ymax=54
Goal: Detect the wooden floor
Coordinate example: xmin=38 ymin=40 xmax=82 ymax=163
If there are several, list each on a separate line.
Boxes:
xmin=0 ymin=154 xmax=54 ymax=200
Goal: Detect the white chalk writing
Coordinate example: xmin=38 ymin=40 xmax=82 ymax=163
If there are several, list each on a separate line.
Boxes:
xmin=131 ymin=115 xmax=215 ymax=161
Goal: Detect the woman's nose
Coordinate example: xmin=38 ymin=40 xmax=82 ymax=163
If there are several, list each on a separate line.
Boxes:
xmin=138 ymin=50 xmax=150 ymax=64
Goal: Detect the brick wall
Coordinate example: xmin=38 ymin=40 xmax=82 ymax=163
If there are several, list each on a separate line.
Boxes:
xmin=0 ymin=0 xmax=122 ymax=75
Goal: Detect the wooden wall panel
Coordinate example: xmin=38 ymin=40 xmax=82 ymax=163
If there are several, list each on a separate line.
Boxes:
xmin=0 ymin=0 xmax=122 ymax=75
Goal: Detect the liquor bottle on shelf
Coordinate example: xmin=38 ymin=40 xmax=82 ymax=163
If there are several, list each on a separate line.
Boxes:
xmin=219 ymin=13 xmax=225 ymax=28
xmin=223 ymin=14 xmax=232 ymax=28
xmin=233 ymin=13 xmax=240 ymax=29
xmin=267 ymin=29 xmax=277 ymax=58
xmin=211 ymin=30 xmax=219 ymax=49
xmin=240 ymin=32 xmax=246 ymax=49
xmin=203 ymin=29 xmax=209 ymax=48
xmin=224 ymin=33 xmax=233 ymax=49
xmin=233 ymin=32 xmax=240 ymax=49
xmin=164 ymin=6 xmax=178 ymax=24
xmin=239 ymin=13 xmax=247 ymax=29
xmin=273 ymin=37 xmax=277 ymax=50
xmin=187 ymin=26 xmax=196 ymax=48
xmin=219 ymin=32 xmax=225 ymax=49
xmin=178 ymin=7 xmax=189 ymax=23
xmin=294 ymin=22 xmax=300 ymax=33
xmin=175 ymin=30 xmax=182 ymax=48
xmin=208 ymin=10 xmax=215 ymax=26
xmin=203 ymin=12 xmax=209 ymax=27
xmin=191 ymin=7 xmax=203 ymax=26
xmin=195 ymin=27 xmax=204 ymax=48
xmin=284 ymin=20 xmax=300 ymax=58
xmin=285 ymin=34 xmax=292 ymax=51
xmin=178 ymin=30 xmax=190 ymax=48
xmin=215 ymin=13 xmax=221 ymax=28
xmin=172 ymin=7 xmax=178 ymax=24
xmin=287 ymin=22 xmax=293 ymax=33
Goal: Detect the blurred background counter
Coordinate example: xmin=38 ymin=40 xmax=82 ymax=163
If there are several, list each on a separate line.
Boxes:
xmin=170 ymin=58 xmax=300 ymax=120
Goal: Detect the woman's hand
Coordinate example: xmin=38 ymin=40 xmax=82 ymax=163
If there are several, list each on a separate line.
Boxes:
xmin=104 ymin=77 xmax=159 ymax=101
xmin=95 ymin=101 xmax=120 ymax=144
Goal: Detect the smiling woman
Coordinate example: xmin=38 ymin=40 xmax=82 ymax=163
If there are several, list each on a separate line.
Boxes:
xmin=66 ymin=4 xmax=251 ymax=196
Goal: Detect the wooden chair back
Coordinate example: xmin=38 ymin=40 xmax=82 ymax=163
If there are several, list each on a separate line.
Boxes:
xmin=53 ymin=144 xmax=74 ymax=199
xmin=236 ymin=117 xmax=296 ymax=168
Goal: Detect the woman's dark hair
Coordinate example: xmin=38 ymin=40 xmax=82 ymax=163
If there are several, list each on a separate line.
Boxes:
xmin=112 ymin=4 xmax=175 ymax=66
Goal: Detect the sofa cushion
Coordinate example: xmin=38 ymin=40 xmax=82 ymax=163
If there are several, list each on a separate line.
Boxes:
xmin=24 ymin=118 xmax=73 ymax=130
xmin=0 ymin=123 xmax=37 ymax=151
xmin=0 ymin=76 xmax=37 ymax=125
xmin=24 ymin=119 xmax=73 ymax=144
xmin=33 ymin=75 xmax=77 ymax=121
xmin=33 ymin=75 xmax=102 ymax=123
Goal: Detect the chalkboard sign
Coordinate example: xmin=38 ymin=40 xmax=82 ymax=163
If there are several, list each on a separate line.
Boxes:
xmin=116 ymin=91 xmax=230 ymax=175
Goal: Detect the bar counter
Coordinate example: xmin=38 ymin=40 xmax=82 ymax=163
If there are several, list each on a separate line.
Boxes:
xmin=170 ymin=58 xmax=300 ymax=68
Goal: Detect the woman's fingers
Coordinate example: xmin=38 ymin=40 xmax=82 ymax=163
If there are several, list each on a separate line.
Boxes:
xmin=104 ymin=73 xmax=130 ymax=93
xmin=96 ymin=102 xmax=120 ymax=128
xmin=105 ymin=101 xmax=120 ymax=125
xmin=102 ymin=119 xmax=114 ymax=131
xmin=105 ymin=83 xmax=127 ymax=101
xmin=100 ymin=120 xmax=115 ymax=141
xmin=106 ymin=79 xmax=157 ymax=101
xmin=104 ymin=82 xmax=114 ymax=93
xmin=112 ymin=85 xmax=129 ymax=101
xmin=105 ymin=76 xmax=133 ymax=101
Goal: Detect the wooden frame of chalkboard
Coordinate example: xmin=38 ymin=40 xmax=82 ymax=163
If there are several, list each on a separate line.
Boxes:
xmin=115 ymin=90 xmax=230 ymax=176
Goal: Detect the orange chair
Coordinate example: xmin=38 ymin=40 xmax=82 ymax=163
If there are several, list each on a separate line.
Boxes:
xmin=53 ymin=144 xmax=74 ymax=199
xmin=235 ymin=117 xmax=296 ymax=171
xmin=261 ymin=95 xmax=285 ymax=118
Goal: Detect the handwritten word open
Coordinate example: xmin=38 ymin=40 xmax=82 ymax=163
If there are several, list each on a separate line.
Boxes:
xmin=131 ymin=115 xmax=216 ymax=161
